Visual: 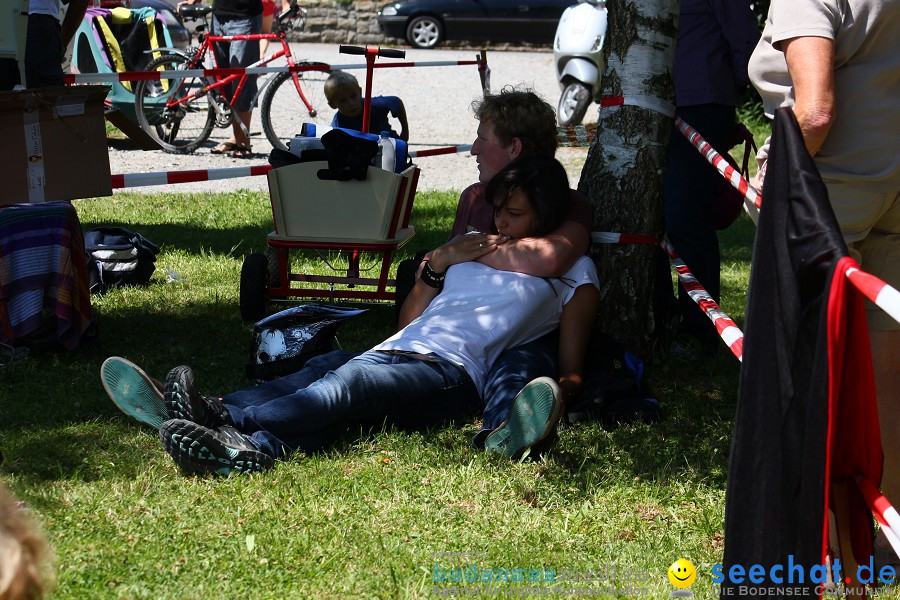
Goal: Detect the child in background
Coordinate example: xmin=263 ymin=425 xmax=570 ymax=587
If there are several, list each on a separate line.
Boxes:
xmin=323 ymin=71 xmax=409 ymax=141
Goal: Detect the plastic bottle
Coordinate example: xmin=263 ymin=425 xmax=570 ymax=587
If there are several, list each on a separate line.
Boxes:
xmin=378 ymin=131 xmax=395 ymax=172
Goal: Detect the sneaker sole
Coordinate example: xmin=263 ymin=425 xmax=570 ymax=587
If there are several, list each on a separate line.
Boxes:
xmin=165 ymin=365 xmax=198 ymax=423
xmin=484 ymin=376 xmax=563 ymax=460
xmin=159 ymin=419 xmax=273 ymax=476
xmin=101 ymin=357 xmax=167 ymax=429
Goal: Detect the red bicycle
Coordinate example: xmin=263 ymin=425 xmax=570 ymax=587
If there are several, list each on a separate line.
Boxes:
xmin=134 ymin=0 xmax=330 ymax=154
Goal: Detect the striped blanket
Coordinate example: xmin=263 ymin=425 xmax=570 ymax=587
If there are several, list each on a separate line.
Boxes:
xmin=0 ymin=201 xmax=94 ymax=350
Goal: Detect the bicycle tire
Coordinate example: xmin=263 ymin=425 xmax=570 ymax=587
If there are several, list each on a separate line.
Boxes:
xmin=135 ymin=53 xmax=217 ymax=154
xmin=261 ymin=63 xmax=331 ymax=152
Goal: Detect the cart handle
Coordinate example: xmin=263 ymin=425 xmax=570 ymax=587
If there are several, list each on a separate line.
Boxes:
xmin=339 ymin=45 xmax=406 ymax=59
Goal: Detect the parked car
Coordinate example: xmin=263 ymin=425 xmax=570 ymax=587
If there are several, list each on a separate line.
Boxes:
xmin=128 ymin=0 xmax=192 ymax=48
xmin=377 ymin=0 xmax=574 ymax=49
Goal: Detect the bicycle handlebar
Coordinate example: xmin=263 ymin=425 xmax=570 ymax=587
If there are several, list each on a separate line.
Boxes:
xmin=339 ymin=45 xmax=406 ymax=59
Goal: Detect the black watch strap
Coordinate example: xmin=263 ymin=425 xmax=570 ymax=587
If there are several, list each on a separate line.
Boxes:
xmin=420 ymin=261 xmax=446 ymax=289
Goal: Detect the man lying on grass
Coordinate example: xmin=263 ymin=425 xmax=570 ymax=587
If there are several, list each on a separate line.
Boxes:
xmin=101 ymin=156 xmax=600 ymax=475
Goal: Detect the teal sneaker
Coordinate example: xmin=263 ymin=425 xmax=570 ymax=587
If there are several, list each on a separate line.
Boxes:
xmin=484 ymin=377 xmax=564 ymax=460
xmin=100 ymin=357 xmax=167 ymax=429
xmin=159 ymin=419 xmax=273 ymax=476
xmin=164 ymin=365 xmax=230 ymax=428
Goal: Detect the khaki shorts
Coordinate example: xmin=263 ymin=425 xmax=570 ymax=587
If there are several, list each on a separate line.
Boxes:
xmin=826 ymin=181 xmax=900 ymax=331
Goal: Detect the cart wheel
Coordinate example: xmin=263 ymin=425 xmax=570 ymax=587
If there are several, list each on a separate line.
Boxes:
xmin=240 ymin=253 xmax=268 ymax=322
xmin=266 ymin=246 xmax=282 ymax=289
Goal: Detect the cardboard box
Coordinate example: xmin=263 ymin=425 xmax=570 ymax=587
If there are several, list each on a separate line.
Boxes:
xmin=267 ymin=161 xmax=417 ymax=242
xmin=0 ymin=85 xmax=112 ymax=206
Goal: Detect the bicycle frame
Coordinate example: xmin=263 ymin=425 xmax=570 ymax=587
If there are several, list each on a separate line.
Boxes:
xmin=163 ymin=31 xmax=319 ymax=120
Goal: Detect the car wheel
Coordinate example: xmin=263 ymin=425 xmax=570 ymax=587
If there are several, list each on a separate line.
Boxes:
xmin=406 ymin=15 xmax=443 ymax=49
xmin=557 ymin=81 xmax=591 ymax=126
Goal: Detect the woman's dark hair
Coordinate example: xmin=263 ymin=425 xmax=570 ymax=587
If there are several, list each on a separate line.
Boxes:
xmin=484 ymin=156 xmax=571 ymax=237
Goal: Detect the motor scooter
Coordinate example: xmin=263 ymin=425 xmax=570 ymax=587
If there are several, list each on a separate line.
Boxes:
xmin=554 ymin=0 xmax=608 ymax=126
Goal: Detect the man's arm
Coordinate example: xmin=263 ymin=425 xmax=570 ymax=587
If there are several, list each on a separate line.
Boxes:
xmin=782 ymin=36 xmax=835 ymax=157
xmin=476 ymin=188 xmax=591 ymax=278
xmin=60 ymin=0 xmax=90 ymax=48
xmin=475 ymin=219 xmax=590 ymax=278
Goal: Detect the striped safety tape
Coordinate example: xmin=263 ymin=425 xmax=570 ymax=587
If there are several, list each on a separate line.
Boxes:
xmin=592 ymin=231 xmax=745 ymax=361
xmin=109 ymin=145 xmax=474 ymax=189
xmin=661 ymin=240 xmax=744 ymax=361
xmin=64 ymin=60 xmax=479 ymax=85
xmin=111 ymin=165 xmax=273 ymax=188
xmin=856 ymin=477 xmax=900 ymax=565
xmin=845 ymin=267 xmax=900 ymax=326
xmin=557 ymin=123 xmax=596 ymax=148
xmin=675 ymin=116 xmax=762 ymax=210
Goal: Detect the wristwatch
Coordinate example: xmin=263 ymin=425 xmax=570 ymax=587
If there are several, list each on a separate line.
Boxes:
xmin=420 ymin=261 xmax=446 ymax=289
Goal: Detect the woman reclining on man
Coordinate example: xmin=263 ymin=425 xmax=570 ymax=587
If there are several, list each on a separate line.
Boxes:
xmin=102 ymin=156 xmax=600 ymax=475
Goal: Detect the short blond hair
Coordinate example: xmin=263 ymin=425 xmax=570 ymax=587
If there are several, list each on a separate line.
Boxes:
xmin=0 ymin=484 xmax=52 ymax=600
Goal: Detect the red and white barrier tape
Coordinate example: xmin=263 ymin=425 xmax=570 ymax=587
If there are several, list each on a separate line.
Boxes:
xmin=111 ymin=164 xmax=273 ymax=188
xmin=409 ymin=144 xmax=472 ymax=158
xmin=109 ymin=145 xmax=474 ymax=189
xmin=662 ymin=239 xmax=744 ymax=361
xmin=675 ymin=116 xmax=762 ymax=211
xmin=592 ymin=231 xmax=746 ymax=361
xmin=845 ymin=267 xmax=900 ymax=326
xmin=856 ymin=477 xmax=900 ymax=564
xmin=64 ymin=60 xmax=479 ymax=85
xmin=557 ymin=123 xmax=596 ymax=148
xmin=600 ymin=94 xmax=676 ymax=118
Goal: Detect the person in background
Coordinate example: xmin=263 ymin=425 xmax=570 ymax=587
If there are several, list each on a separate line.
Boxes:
xmin=663 ymin=0 xmax=760 ymax=359
xmin=0 ymin=0 xmax=90 ymax=90
xmin=179 ymin=0 xmax=263 ymax=158
xmin=748 ymin=0 xmax=899 ymax=568
xmin=323 ymin=70 xmax=409 ymax=140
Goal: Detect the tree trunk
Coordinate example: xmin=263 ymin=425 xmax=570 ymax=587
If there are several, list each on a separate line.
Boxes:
xmin=577 ymin=0 xmax=679 ymax=358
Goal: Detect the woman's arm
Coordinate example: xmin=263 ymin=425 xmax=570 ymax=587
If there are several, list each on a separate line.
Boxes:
xmin=556 ymin=283 xmax=600 ymax=403
xmin=397 ymin=232 xmax=507 ymax=329
xmin=782 ymin=35 xmax=836 ymax=157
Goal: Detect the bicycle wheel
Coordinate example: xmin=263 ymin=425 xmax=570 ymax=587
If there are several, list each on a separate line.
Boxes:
xmin=261 ymin=62 xmax=331 ymax=152
xmin=135 ymin=53 xmax=216 ymax=154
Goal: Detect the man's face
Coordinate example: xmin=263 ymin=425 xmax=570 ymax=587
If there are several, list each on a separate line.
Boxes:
xmin=471 ymin=120 xmax=518 ymax=183
xmin=327 ymin=84 xmax=362 ymax=118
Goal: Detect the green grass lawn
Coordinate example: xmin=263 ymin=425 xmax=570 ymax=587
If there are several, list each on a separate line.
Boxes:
xmin=1 ymin=184 xmax=760 ymax=599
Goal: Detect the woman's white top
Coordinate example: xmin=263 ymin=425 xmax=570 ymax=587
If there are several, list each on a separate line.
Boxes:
xmin=375 ymin=255 xmax=600 ymax=396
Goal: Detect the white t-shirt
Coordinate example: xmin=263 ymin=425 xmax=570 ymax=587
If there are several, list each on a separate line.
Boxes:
xmin=375 ymin=255 xmax=600 ymax=396
xmin=29 ymin=0 xmax=61 ymax=20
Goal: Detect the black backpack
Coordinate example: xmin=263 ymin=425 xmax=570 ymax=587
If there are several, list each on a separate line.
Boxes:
xmin=84 ymin=227 xmax=160 ymax=294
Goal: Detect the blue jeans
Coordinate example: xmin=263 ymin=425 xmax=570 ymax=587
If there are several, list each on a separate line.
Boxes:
xmin=223 ymin=349 xmax=480 ymax=457
xmin=210 ymin=14 xmax=261 ymax=112
xmin=473 ymin=331 xmax=558 ymax=447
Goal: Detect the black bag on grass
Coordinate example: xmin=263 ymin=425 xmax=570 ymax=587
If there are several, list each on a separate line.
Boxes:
xmin=567 ymin=333 xmax=661 ymax=428
xmin=85 ymin=227 xmax=160 ymax=294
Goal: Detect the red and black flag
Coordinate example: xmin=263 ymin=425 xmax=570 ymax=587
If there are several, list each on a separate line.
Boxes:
xmin=721 ymin=108 xmax=881 ymax=598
